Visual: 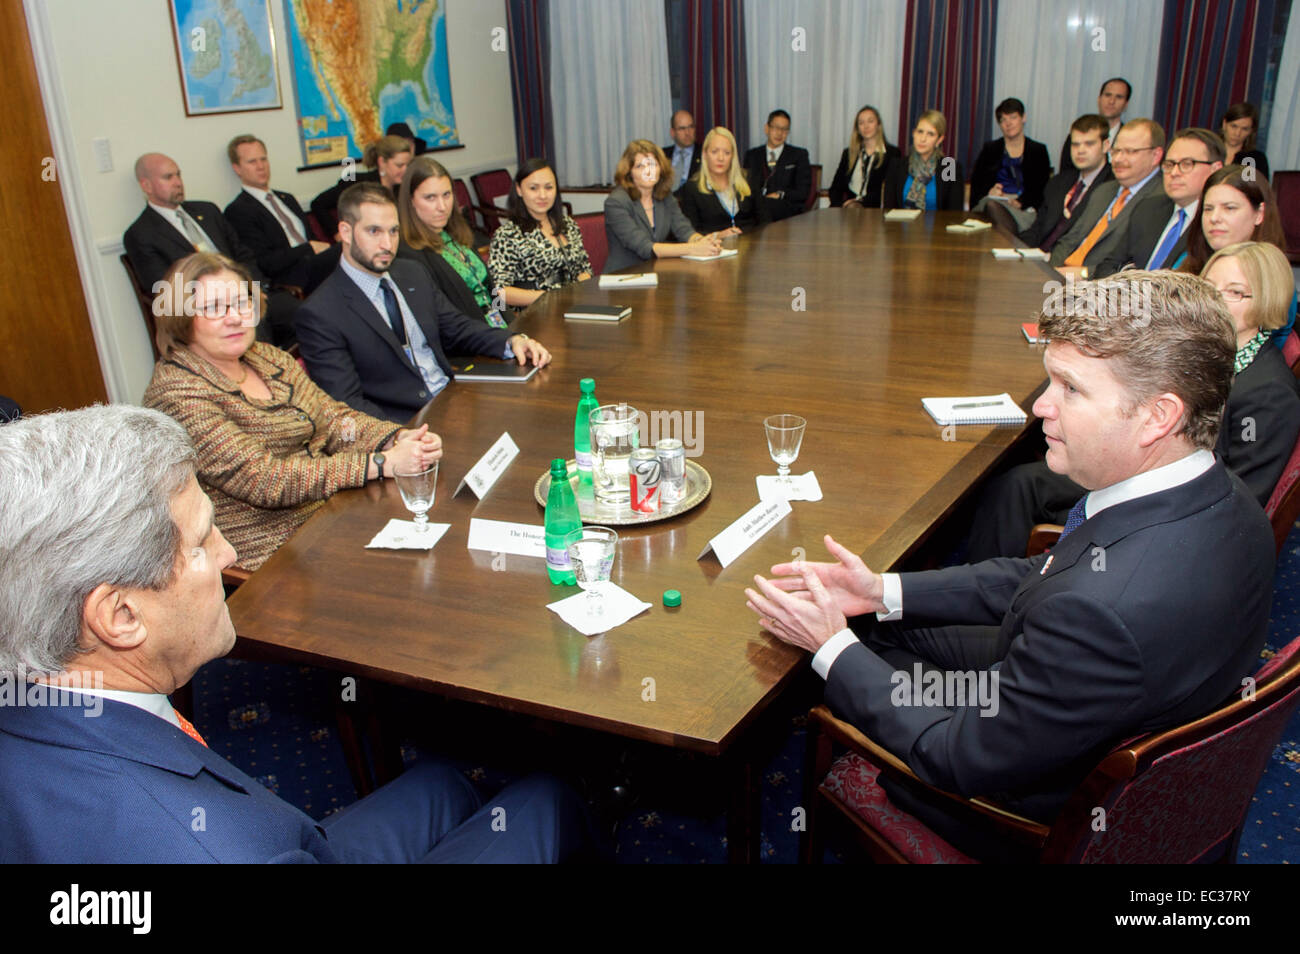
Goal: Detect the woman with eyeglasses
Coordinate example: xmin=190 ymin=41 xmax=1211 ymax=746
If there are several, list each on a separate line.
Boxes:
xmin=143 ymin=252 xmax=441 ymax=571
xmin=1200 ymin=241 xmax=1300 ymax=502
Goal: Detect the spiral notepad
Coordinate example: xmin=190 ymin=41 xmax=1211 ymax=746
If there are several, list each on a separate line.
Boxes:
xmin=922 ymin=393 xmax=1028 ymax=426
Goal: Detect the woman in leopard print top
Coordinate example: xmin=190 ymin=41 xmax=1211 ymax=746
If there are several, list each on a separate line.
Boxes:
xmin=489 ymin=159 xmax=591 ymax=308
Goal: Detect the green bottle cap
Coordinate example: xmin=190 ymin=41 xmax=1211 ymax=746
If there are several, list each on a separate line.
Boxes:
xmin=550 ymin=458 xmax=568 ymax=476
xmin=579 ymin=378 xmax=595 ymax=393
xmin=662 ymin=589 xmax=682 ymax=607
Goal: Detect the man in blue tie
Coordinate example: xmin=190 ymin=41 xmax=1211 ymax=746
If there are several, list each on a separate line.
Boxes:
xmin=743 ymin=271 xmax=1273 ymax=861
xmin=294 ymin=184 xmax=551 ymax=423
xmin=1093 ymin=127 xmax=1225 ymax=277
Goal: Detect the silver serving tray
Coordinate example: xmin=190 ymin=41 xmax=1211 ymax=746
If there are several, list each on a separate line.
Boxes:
xmin=533 ymin=458 xmax=712 ymax=526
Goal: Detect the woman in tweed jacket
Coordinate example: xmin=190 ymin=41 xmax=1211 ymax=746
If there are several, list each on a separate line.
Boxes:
xmin=143 ymin=253 xmax=441 ymax=571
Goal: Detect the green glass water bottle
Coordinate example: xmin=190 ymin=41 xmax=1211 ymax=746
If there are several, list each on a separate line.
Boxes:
xmin=544 ymin=458 xmax=581 ymax=585
xmin=574 ymin=378 xmax=599 ymax=484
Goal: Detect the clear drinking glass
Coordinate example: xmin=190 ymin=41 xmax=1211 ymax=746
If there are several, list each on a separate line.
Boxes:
xmin=764 ymin=414 xmax=806 ymax=480
xmin=589 ymin=404 xmax=640 ymax=506
xmin=394 ymin=461 xmax=438 ymax=531
xmin=564 ymin=526 xmax=618 ymax=619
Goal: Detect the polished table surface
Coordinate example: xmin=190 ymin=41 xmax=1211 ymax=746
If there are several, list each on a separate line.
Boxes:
xmin=227 ymin=209 xmax=1056 ymax=758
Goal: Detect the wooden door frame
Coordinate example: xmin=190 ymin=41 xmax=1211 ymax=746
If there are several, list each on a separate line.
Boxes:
xmin=21 ymin=0 xmax=130 ymax=402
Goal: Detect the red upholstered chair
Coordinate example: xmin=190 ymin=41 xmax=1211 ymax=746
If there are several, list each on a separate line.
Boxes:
xmin=1282 ymin=330 xmax=1300 ymax=373
xmin=452 ymin=178 xmax=474 ymax=221
xmin=573 ymin=211 xmax=607 ymax=276
xmin=471 ymin=168 xmax=512 ymax=209
xmin=1272 ymin=171 xmax=1300 ymax=265
xmin=303 ymin=210 xmax=331 ymax=243
xmin=1264 ymin=430 xmax=1300 ymax=553
xmin=804 ymin=164 xmax=822 ymax=212
xmin=470 ymin=169 xmax=515 ymax=236
xmin=801 ymin=634 xmax=1300 ymax=863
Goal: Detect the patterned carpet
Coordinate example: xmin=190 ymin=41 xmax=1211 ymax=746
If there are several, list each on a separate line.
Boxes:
xmin=194 ymin=520 xmax=1300 ymax=864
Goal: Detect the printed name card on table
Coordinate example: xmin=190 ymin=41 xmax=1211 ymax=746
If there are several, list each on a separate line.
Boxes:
xmin=466 ymin=518 xmax=545 ymax=559
xmin=454 ymin=432 xmax=519 ymax=498
xmin=697 ymin=498 xmax=792 ymax=568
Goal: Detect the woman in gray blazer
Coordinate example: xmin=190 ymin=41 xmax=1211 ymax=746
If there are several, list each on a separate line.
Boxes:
xmin=604 ymin=140 xmax=723 ymax=272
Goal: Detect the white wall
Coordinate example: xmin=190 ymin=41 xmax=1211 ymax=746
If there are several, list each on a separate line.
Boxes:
xmin=31 ymin=0 xmax=518 ymax=402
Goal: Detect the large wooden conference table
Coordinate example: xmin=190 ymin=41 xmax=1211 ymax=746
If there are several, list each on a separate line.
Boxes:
xmin=226 ymin=208 xmax=1058 ymax=862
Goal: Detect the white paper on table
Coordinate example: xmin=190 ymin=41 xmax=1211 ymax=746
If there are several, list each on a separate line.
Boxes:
xmin=697 ymin=497 xmax=792 ymax=567
xmin=990 ymin=247 xmax=1021 ymax=260
xmin=756 ymin=471 xmax=824 ymax=502
xmin=365 ymin=518 xmax=450 ymax=550
xmin=681 ymin=248 xmax=739 ymax=262
xmin=466 ymin=518 xmax=545 ymax=559
xmin=547 ymin=582 xmax=652 ymax=636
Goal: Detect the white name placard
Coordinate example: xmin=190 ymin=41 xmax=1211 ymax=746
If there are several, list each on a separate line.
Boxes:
xmin=466 ymin=518 xmax=545 ymax=560
xmin=697 ymin=498 xmax=792 ymax=568
xmin=454 ymin=432 xmax=519 ymax=498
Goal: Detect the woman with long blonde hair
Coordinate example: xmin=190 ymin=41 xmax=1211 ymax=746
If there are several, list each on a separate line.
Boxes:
xmin=677 ymin=126 xmax=764 ymax=234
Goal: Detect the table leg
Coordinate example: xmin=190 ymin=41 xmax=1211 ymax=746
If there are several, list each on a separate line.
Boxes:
xmin=725 ymin=748 xmax=762 ymax=864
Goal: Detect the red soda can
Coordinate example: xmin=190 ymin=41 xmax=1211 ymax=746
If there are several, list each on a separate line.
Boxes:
xmin=630 ymin=449 xmax=661 ymax=513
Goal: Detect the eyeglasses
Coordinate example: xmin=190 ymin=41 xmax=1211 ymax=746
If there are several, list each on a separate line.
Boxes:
xmin=196 ymin=298 xmax=257 ymax=320
xmin=768 ymin=124 xmax=790 ymax=133
xmin=1110 ymin=146 xmax=1158 ymax=158
xmin=1217 ymin=288 xmax=1252 ymax=303
xmin=1160 ymin=158 xmax=1216 ymax=174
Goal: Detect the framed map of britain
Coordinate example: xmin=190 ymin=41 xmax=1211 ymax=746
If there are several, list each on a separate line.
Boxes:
xmin=283 ymin=0 xmax=462 ymax=166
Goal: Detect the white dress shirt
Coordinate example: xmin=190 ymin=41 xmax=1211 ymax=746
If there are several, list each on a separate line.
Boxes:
xmin=242 ymin=184 xmax=306 ymax=245
xmin=150 ymin=201 xmax=217 ymax=250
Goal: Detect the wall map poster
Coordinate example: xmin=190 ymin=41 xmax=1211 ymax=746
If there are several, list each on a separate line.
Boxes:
xmin=283 ymin=0 xmax=462 ymax=166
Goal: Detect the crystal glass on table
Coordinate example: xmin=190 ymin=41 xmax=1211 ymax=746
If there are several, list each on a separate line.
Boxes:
xmin=564 ymin=526 xmax=619 ymax=619
xmin=764 ymin=414 xmax=806 ymax=481
xmin=394 ymin=461 xmax=438 ymax=531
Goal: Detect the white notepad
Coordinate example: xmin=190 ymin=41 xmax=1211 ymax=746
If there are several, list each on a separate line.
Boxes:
xmin=946 ymin=219 xmax=992 ymax=233
xmin=884 ymin=209 xmax=922 ymax=222
xmin=681 ymin=248 xmax=739 ymax=262
xmin=598 ymin=273 xmax=658 ymax=289
xmin=922 ymin=393 xmax=1028 ymax=426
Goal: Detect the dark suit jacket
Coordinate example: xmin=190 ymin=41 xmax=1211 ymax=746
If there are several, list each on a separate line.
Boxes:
xmin=1216 ymin=343 xmax=1300 ymax=505
xmin=1092 ymin=197 xmax=1195 ymax=277
xmin=602 ymin=188 xmax=697 ymax=272
xmin=294 ymin=258 xmax=511 ymax=422
xmin=224 ymin=188 xmax=317 ymax=287
xmin=742 ymin=144 xmax=812 ymax=219
xmin=1048 ymin=173 xmax=1168 ymax=269
xmin=0 ymin=697 xmax=336 ymax=862
xmin=663 ymin=143 xmax=702 ymax=186
xmin=828 ymin=144 xmax=901 ymax=208
xmin=310 ymin=170 xmax=396 ymax=238
xmin=395 ymin=240 xmax=496 ymax=324
xmin=968 ymin=137 xmax=1052 ymax=210
xmin=882 ymin=157 xmax=965 ymax=211
xmin=1059 ymin=123 xmax=1120 ymax=175
xmin=675 ymin=180 xmax=764 ymax=233
xmin=825 ymin=459 xmax=1273 ymax=827
xmin=1019 ymin=164 xmax=1114 ymax=251
xmin=123 ymin=200 xmax=263 ymax=294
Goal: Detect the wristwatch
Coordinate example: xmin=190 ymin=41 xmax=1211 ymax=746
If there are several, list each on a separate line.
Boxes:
xmin=373 ymin=452 xmax=386 ymax=480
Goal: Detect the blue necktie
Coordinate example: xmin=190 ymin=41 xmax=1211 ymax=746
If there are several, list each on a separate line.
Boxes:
xmin=378 ymin=278 xmax=407 ymax=346
xmin=1058 ymin=496 xmax=1088 ymax=541
xmin=1147 ymin=208 xmax=1186 ymax=270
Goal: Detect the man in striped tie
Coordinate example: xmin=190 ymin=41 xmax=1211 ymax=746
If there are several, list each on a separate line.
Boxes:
xmin=223 ymin=135 xmax=334 ymax=291
xmin=745 ymin=271 xmax=1273 ymax=861
xmin=0 ymin=405 xmax=590 ymax=863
